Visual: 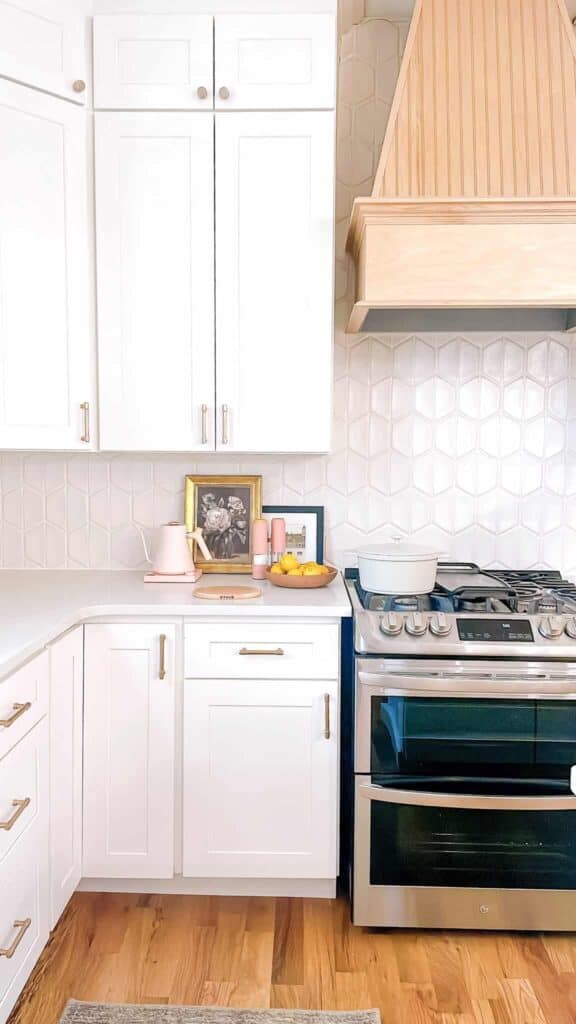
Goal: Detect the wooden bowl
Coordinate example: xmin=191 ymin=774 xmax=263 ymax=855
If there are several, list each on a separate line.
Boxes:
xmin=265 ymin=565 xmax=338 ymax=589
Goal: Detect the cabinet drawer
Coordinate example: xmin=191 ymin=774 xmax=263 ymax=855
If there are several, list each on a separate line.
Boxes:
xmin=0 ymin=653 xmax=48 ymax=762
xmin=0 ymin=819 xmax=49 ymax=1023
xmin=215 ymin=14 xmax=336 ymax=109
xmin=185 ymin=623 xmax=339 ymax=679
xmin=0 ymin=720 xmax=47 ymax=866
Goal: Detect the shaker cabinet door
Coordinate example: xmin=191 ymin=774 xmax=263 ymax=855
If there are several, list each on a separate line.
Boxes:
xmin=95 ymin=114 xmax=215 ymax=451
xmin=215 ymin=14 xmax=336 ymax=109
xmin=93 ymin=14 xmax=213 ymax=110
xmin=0 ymin=0 xmax=87 ymax=104
xmin=215 ymin=112 xmax=334 ymax=452
xmin=49 ymin=627 xmax=83 ymax=928
xmin=83 ymin=625 xmax=176 ymax=878
xmin=183 ymin=678 xmax=338 ymax=879
xmin=0 ymin=81 xmax=94 ymax=451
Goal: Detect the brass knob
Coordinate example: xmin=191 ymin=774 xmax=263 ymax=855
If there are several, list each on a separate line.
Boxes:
xmin=73 ymin=80 xmax=86 ymax=93
xmin=197 ymin=85 xmax=208 ymax=100
xmin=218 ymin=86 xmax=230 ymax=100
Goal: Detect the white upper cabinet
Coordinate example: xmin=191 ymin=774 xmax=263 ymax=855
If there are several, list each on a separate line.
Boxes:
xmin=0 ymin=0 xmax=87 ymax=104
xmin=215 ymin=14 xmax=336 ymax=109
xmin=83 ymin=624 xmax=176 ymax=879
xmin=215 ymin=112 xmax=334 ymax=452
xmin=95 ymin=113 xmax=215 ymax=451
xmin=0 ymin=81 xmax=94 ymax=451
xmin=93 ymin=14 xmax=213 ymax=109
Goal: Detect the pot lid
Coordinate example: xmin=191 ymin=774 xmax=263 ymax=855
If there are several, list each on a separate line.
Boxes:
xmin=358 ymin=541 xmax=439 ymax=563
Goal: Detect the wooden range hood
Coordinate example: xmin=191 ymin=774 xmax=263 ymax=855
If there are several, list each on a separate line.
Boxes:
xmin=346 ymin=0 xmax=576 ymax=333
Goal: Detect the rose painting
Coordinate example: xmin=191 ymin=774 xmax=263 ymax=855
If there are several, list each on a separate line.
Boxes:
xmin=185 ymin=475 xmax=262 ymax=574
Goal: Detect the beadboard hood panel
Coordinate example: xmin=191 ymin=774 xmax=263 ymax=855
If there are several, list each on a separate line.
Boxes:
xmin=346 ymin=0 xmax=576 ymax=333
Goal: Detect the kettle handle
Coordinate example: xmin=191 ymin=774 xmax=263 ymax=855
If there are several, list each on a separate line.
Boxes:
xmin=136 ymin=525 xmax=152 ymax=565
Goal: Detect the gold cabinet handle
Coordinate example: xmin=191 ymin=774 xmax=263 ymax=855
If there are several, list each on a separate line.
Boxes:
xmin=73 ymin=79 xmax=86 ymax=93
xmin=197 ymin=85 xmax=208 ymax=99
xmin=0 ymin=798 xmax=30 ymax=832
xmin=0 ymin=703 xmax=31 ymax=729
xmin=0 ymin=919 xmax=31 ymax=959
xmin=201 ymin=403 xmax=208 ymax=445
xmin=80 ymin=401 xmax=90 ymax=443
xmin=221 ymin=404 xmax=229 ymax=445
xmin=239 ymin=647 xmax=284 ymax=656
xmin=218 ymin=86 xmax=230 ymax=100
xmin=159 ymin=634 xmax=167 ymax=680
xmin=324 ymin=693 xmax=330 ymax=739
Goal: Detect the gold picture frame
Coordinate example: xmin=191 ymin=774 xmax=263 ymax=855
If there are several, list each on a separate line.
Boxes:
xmin=185 ymin=474 xmax=262 ymax=574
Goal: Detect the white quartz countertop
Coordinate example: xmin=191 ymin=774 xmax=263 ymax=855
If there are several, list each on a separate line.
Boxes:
xmin=0 ymin=570 xmax=351 ymax=680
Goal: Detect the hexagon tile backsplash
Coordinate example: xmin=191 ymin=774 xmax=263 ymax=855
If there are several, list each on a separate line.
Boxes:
xmin=1 ymin=12 xmax=576 ymax=578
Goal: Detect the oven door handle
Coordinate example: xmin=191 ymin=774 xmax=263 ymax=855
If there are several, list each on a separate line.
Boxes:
xmin=357 ymin=670 xmax=576 ymax=699
xmin=358 ymin=783 xmax=576 ymax=811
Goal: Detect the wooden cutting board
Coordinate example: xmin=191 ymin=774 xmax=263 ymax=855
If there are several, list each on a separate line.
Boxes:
xmin=193 ymin=585 xmax=262 ymax=601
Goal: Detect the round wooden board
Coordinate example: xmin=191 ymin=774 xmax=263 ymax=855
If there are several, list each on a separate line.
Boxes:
xmin=193 ymin=585 xmax=262 ymax=601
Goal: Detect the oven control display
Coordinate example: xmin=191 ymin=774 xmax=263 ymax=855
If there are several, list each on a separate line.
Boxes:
xmin=457 ymin=619 xmax=534 ymax=642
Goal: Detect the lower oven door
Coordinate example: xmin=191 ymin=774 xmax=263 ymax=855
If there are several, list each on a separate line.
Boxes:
xmin=353 ymin=776 xmax=576 ymax=930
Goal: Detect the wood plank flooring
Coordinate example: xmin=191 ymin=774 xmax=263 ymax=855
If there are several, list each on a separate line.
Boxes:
xmin=8 ymin=893 xmax=576 ymax=1024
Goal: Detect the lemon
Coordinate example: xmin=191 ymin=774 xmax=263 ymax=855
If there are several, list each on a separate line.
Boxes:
xmin=302 ymin=565 xmax=322 ymax=576
xmin=318 ymin=565 xmax=330 ymax=575
xmin=280 ymin=553 xmax=299 ymax=572
xmin=269 ymin=563 xmax=285 ymax=575
xmin=287 ymin=567 xmax=304 ymax=576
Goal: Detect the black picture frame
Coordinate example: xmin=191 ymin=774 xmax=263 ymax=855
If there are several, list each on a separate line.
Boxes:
xmin=262 ymin=505 xmax=325 ymax=564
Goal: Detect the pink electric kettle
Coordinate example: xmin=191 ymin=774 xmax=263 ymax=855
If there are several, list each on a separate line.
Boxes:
xmin=139 ymin=522 xmax=211 ymax=576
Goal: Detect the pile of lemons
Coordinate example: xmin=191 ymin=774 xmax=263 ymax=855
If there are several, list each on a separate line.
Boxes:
xmin=270 ymin=553 xmax=330 ymax=577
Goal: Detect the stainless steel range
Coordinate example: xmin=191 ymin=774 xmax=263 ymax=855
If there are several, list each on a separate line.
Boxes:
xmin=347 ymin=563 xmax=576 ymax=931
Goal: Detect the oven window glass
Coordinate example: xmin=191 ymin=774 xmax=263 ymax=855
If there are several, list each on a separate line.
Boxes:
xmin=368 ymin=780 xmax=576 ymax=889
xmin=370 ymin=696 xmax=576 ymax=775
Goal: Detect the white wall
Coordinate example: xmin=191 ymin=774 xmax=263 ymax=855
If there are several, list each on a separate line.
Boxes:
xmin=1 ymin=13 xmax=576 ymax=576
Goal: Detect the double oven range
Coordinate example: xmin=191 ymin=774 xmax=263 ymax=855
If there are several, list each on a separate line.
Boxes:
xmin=347 ymin=564 xmax=576 ymax=931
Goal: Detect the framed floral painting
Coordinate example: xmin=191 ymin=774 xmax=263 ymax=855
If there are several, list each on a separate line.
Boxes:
xmin=185 ymin=474 xmax=262 ymax=573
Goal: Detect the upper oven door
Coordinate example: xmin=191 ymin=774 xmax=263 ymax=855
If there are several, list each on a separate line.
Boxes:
xmin=356 ymin=658 xmax=576 ymax=776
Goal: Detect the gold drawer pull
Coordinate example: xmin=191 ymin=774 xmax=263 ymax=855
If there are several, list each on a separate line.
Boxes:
xmin=0 ymin=703 xmax=31 ymax=728
xmin=159 ymin=634 xmax=167 ymax=680
xmin=238 ymin=647 xmax=285 ymax=656
xmin=0 ymin=798 xmax=30 ymax=831
xmin=324 ymin=693 xmax=330 ymax=739
xmin=80 ymin=401 xmax=90 ymax=443
xmin=0 ymin=918 xmax=31 ymax=959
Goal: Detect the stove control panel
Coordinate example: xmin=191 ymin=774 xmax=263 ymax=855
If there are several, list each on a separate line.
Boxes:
xmin=457 ymin=618 xmax=534 ymax=642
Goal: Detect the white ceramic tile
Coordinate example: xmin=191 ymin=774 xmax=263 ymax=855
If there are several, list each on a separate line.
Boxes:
xmin=483 ymin=339 xmax=524 ymax=383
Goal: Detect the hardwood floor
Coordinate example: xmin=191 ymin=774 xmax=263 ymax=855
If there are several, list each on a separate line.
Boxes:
xmin=9 ymin=893 xmax=576 ymax=1024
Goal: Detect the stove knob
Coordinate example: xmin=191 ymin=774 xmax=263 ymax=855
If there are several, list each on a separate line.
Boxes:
xmin=405 ymin=612 xmax=427 ymax=637
xmin=566 ymin=617 xmax=576 ymax=639
xmin=429 ymin=612 xmax=452 ymax=637
xmin=538 ymin=615 xmax=564 ymax=639
xmin=380 ymin=612 xmax=403 ymax=637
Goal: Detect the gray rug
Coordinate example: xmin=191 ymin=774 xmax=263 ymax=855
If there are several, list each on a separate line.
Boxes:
xmin=60 ymin=1005 xmax=381 ymax=1024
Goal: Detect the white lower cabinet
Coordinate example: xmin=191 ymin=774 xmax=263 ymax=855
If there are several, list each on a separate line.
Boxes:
xmin=0 ymin=719 xmax=49 ymax=1024
xmin=49 ymin=627 xmax=83 ymax=928
xmin=83 ymin=624 xmax=176 ymax=879
xmin=182 ymin=677 xmax=338 ymax=879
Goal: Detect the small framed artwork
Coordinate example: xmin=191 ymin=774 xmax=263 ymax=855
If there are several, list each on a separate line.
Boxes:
xmin=262 ymin=505 xmax=325 ymax=564
xmin=185 ymin=474 xmax=262 ymax=573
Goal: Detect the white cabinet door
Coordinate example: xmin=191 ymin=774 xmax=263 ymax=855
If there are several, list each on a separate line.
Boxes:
xmin=93 ymin=14 xmax=213 ymax=110
xmin=183 ymin=678 xmax=338 ymax=879
xmin=0 ymin=0 xmax=87 ymax=104
xmin=0 ymin=81 xmax=94 ymax=451
xmin=95 ymin=114 xmax=215 ymax=452
xmin=83 ymin=625 xmax=175 ymax=878
xmin=49 ymin=627 xmax=82 ymax=928
xmin=215 ymin=14 xmax=336 ymax=109
xmin=215 ymin=112 xmax=334 ymax=453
